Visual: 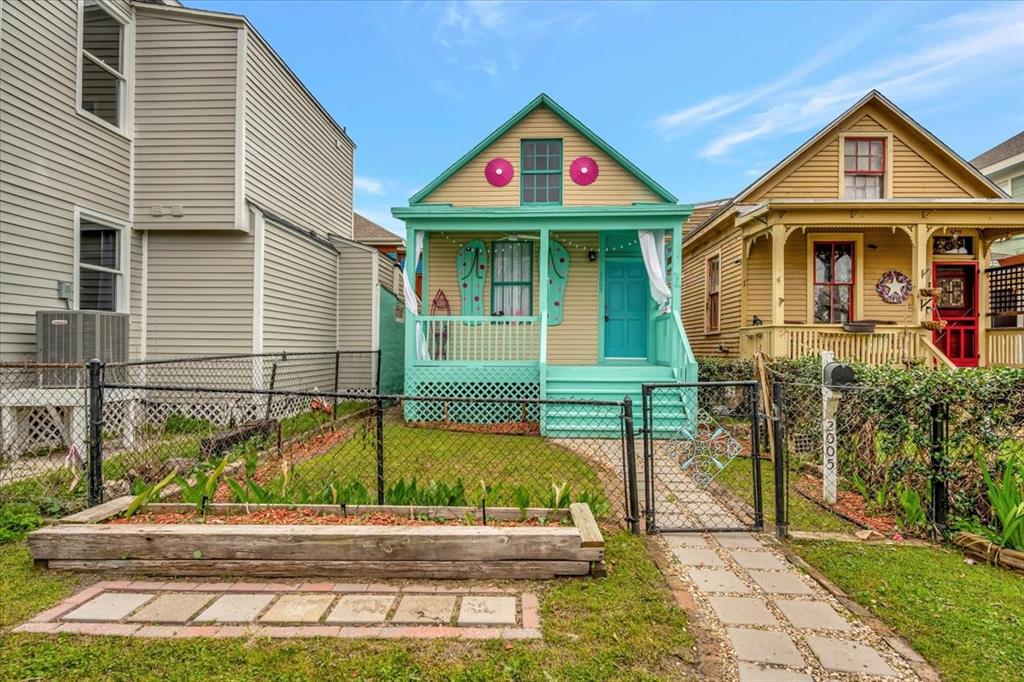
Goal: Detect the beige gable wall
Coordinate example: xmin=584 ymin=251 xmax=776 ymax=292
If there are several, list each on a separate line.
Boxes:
xmin=244 ymin=31 xmax=354 ymax=238
xmin=423 ymin=106 xmax=662 ymax=207
xmin=0 ymin=0 xmax=132 ymax=359
xmin=145 ymin=231 xmax=254 ymax=357
xmin=134 ymin=12 xmax=240 ymax=230
xmin=750 ymin=103 xmax=984 ymax=201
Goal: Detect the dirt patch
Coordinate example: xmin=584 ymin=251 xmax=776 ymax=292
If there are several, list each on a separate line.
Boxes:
xmin=211 ymin=427 xmax=355 ymax=501
xmin=406 ymin=420 xmax=539 ymax=435
xmin=794 ymin=474 xmax=898 ymax=534
xmin=109 ymin=508 xmax=566 ymax=527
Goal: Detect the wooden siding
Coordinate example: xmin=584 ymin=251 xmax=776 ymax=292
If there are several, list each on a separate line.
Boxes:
xmin=336 ymin=242 xmax=374 ymax=352
xmin=681 ymin=226 xmax=743 ymax=357
xmin=745 ymin=236 xmax=772 ymax=322
xmin=262 ymin=222 xmax=337 ymax=354
xmin=0 ymin=0 xmax=131 ymax=359
xmin=145 ymin=231 xmax=254 ymax=357
xmin=749 ymin=103 xmax=982 ymax=202
xmin=134 ymin=14 xmax=239 ymax=230
xmin=548 ymin=232 xmax=598 ymax=364
xmin=244 ymin=31 xmax=354 ymax=238
xmin=423 ymin=106 xmax=662 ymax=207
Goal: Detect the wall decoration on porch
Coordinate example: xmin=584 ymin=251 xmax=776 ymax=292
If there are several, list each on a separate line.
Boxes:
xmin=569 ymin=156 xmax=599 ymax=185
xmin=875 ymin=270 xmax=912 ymax=304
xmin=547 ymin=240 xmax=570 ymax=325
xmin=932 ymin=234 xmax=973 ymax=256
xmin=457 ymin=240 xmax=487 ymax=315
xmin=484 ymin=158 xmax=514 ymax=187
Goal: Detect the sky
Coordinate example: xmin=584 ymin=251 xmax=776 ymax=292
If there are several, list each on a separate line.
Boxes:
xmin=195 ymin=0 xmax=1024 ymax=235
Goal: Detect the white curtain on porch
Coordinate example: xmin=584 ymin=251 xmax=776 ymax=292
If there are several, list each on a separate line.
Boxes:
xmin=403 ymin=232 xmax=430 ymax=360
xmin=638 ymin=229 xmax=672 ymax=314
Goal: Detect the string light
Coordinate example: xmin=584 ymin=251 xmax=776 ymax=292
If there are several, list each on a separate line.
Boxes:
xmin=429 ymin=232 xmax=666 ymax=256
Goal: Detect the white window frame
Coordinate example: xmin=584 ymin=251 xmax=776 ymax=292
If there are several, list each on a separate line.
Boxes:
xmin=74 ymin=207 xmax=129 ymax=313
xmin=838 ymin=133 xmax=893 ymax=200
xmin=76 ymin=0 xmax=132 ymax=137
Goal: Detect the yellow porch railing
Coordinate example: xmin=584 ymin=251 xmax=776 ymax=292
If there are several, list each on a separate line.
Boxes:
xmin=987 ymin=328 xmax=1024 ymax=367
xmin=739 ymin=324 xmax=930 ymax=365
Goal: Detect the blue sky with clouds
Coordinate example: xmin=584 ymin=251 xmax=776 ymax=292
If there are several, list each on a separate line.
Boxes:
xmin=196 ymin=1 xmax=1023 ymax=234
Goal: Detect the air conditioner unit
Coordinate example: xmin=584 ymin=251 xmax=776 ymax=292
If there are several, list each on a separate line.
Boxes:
xmin=36 ymin=310 xmax=129 ymax=365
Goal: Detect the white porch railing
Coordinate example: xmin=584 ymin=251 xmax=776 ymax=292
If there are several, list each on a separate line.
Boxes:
xmin=419 ymin=315 xmax=540 ymax=364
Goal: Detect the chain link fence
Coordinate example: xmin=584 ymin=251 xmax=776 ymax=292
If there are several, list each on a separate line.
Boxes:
xmin=0 ymin=352 xmax=378 ymax=512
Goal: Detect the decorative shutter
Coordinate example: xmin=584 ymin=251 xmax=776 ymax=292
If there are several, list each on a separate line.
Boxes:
xmin=457 ymin=239 xmax=487 ymax=316
xmin=547 ymin=240 xmax=569 ymax=325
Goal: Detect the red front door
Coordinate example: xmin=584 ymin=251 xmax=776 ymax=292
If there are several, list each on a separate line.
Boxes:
xmin=932 ymin=263 xmax=979 ymax=367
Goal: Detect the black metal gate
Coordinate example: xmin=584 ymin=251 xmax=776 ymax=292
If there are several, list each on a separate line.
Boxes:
xmin=640 ymin=381 xmax=764 ymax=533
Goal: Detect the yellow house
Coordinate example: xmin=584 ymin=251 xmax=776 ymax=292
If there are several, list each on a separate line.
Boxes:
xmin=682 ymin=91 xmax=1024 ymax=368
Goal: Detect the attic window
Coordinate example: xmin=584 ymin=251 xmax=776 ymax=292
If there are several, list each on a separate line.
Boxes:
xmin=843 ymin=138 xmax=884 ymax=199
xmin=521 ymin=140 xmax=562 ymax=205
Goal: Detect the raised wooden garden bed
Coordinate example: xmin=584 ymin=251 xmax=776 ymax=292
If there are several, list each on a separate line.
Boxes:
xmin=29 ymin=499 xmax=605 ymax=579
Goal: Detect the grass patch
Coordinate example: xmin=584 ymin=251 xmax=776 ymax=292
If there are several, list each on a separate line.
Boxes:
xmin=284 ymin=424 xmax=611 ymax=511
xmin=0 ymin=532 xmax=693 ymax=681
xmin=716 ymin=457 xmax=859 ymax=533
xmin=790 ymin=540 xmax=1024 ymax=682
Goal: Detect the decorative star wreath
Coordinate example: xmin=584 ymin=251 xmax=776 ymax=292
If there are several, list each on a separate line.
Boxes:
xmin=875 ymin=270 xmax=912 ymax=304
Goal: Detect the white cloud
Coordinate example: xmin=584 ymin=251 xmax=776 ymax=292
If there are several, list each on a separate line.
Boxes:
xmin=654 ymin=3 xmax=1024 ymax=160
xmin=354 ymin=176 xmax=386 ymax=196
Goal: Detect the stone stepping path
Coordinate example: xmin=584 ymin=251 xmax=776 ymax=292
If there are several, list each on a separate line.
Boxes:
xmin=664 ymin=532 xmax=924 ymax=681
xmin=16 ymin=581 xmax=541 ymax=640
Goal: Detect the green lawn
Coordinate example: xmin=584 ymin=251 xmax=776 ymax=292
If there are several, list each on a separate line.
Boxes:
xmin=716 ymin=457 xmax=859 ymax=533
xmin=283 ymin=423 xmax=613 ymax=512
xmin=790 ymin=540 xmax=1024 ymax=682
xmin=0 ymin=533 xmax=695 ymax=681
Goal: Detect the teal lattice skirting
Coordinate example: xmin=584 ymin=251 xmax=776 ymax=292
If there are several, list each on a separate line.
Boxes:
xmin=403 ymin=364 xmax=541 ymax=424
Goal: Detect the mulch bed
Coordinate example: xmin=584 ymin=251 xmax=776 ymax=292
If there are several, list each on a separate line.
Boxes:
xmin=794 ymin=474 xmax=898 ymax=534
xmin=108 ymin=508 xmax=565 ymax=527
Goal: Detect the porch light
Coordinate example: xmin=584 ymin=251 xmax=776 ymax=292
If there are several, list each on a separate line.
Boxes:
xmin=588 ymin=250 xmax=597 ymax=262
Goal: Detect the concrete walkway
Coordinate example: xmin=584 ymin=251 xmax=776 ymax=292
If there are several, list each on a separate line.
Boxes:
xmin=664 ymin=532 xmax=925 ymax=681
xmin=17 ymin=581 xmax=541 ymax=640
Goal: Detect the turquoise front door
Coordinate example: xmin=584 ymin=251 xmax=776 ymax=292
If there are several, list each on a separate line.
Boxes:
xmin=604 ymin=260 xmax=648 ymax=358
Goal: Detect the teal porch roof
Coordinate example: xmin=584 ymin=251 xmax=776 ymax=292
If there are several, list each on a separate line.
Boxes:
xmin=392 ymin=203 xmax=693 ymax=231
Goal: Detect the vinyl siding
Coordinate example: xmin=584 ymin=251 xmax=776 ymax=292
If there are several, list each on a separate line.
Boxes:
xmin=681 ymin=226 xmax=743 ymax=357
xmin=133 ymin=13 xmax=239 ymax=230
xmin=244 ymin=31 xmax=354 ymax=238
xmin=377 ymin=250 xmax=399 ymax=295
xmin=262 ymin=222 xmax=337 ymax=353
xmin=423 ymin=105 xmax=662 ymax=207
xmin=129 ymin=231 xmax=143 ymax=359
xmin=0 ymin=0 xmax=131 ymax=359
xmin=336 ymin=242 xmax=374 ymax=352
xmin=144 ymin=231 xmax=254 ymax=357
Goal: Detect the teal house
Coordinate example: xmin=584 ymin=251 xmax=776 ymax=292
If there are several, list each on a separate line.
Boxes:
xmin=393 ymin=95 xmax=696 ymax=436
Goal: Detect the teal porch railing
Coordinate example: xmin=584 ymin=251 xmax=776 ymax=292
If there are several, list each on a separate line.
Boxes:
xmin=419 ymin=315 xmax=540 ymax=364
xmin=653 ymin=312 xmax=697 ymax=382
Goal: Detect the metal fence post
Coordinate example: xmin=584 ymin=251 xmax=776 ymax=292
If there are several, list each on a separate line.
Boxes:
xmin=375 ymin=397 xmax=385 ymax=505
xmin=641 ymin=386 xmax=655 ymax=533
xmin=771 ymin=382 xmax=788 ymax=539
xmin=749 ymin=386 xmax=764 ymax=532
xmin=375 ymin=349 xmax=382 ymax=393
xmin=332 ymin=350 xmax=341 ymax=415
xmin=622 ymin=396 xmax=641 ymax=535
xmin=87 ymin=358 xmax=105 ymax=507
xmin=929 ymin=403 xmax=948 ymax=533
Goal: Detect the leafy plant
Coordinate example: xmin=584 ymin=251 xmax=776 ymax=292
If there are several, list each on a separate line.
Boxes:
xmin=576 ymin=490 xmax=611 ymax=519
xmin=174 ymin=455 xmax=230 ymax=520
xmin=980 ymin=458 xmax=1024 ymax=551
xmin=545 ymin=481 xmax=571 ymax=510
xmin=0 ymin=503 xmax=43 ymax=544
xmin=162 ymin=413 xmax=212 ymax=435
xmin=897 ymin=485 xmax=927 ymax=531
xmin=512 ymin=486 xmax=532 ymax=520
xmin=125 ymin=470 xmax=177 ymax=519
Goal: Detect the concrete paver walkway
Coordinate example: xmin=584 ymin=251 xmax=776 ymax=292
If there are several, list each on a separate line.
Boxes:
xmin=17 ymin=581 xmax=541 ymax=640
xmin=664 ymin=531 xmax=922 ymax=681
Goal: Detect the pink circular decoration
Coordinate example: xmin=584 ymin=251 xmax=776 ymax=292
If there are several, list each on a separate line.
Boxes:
xmin=484 ymin=158 xmax=514 ymax=187
xmin=570 ymin=156 xmax=599 ymax=185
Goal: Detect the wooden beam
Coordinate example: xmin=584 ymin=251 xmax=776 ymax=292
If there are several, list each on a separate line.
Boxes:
xmin=771 ymin=219 xmax=786 ymax=326
xmin=60 ymin=496 xmax=132 ymax=524
xmin=568 ymin=503 xmax=604 ymax=548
